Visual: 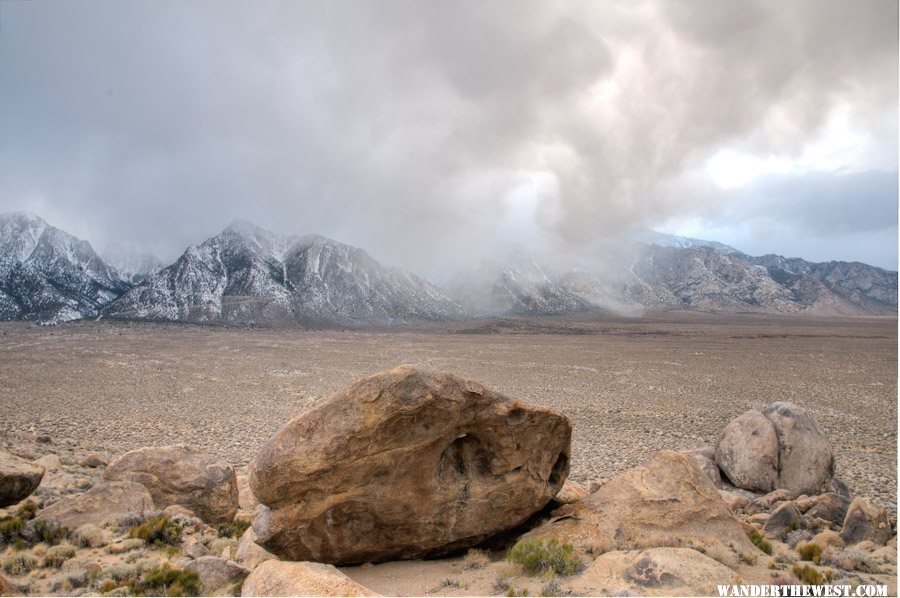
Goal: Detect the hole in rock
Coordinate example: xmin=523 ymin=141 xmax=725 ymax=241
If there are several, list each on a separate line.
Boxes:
xmin=548 ymin=452 xmax=568 ymax=486
xmin=437 ymin=433 xmax=491 ymax=483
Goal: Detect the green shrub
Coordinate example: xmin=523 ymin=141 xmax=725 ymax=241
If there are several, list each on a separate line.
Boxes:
xmin=0 ymin=516 xmax=24 ymax=545
xmin=747 ymin=529 xmax=773 ymax=555
xmin=2 ymin=551 xmax=39 ymax=575
xmin=127 ymin=516 xmax=182 ymax=547
xmin=797 ymin=542 xmax=823 ymax=565
xmin=43 ymin=543 xmax=76 ymax=568
xmin=16 ymin=501 xmax=37 ymax=521
xmin=141 ymin=563 xmax=200 ymax=597
xmin=793 ymin=564 xmax=825 ymax=585
xmin=32 ymin=519 xmax=69 ymax=545
xmin=507 ymin=537 xmax=581 ymax=577
xmin=216 ymin=519 xmax=251 ymax=538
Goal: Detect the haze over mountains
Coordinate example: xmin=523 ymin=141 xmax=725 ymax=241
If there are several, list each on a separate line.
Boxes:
xmin=0 ymin=211 xmax=895 ymax=326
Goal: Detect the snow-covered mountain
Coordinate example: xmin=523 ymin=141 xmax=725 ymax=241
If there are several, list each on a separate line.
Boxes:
xmin=451 ymin=239 xmax=898 ymax=317
xmin=102 ymin=245 xmax=165 ymax=285
xmin=0 ymin=212 xmax=128 ymax=323
xmin=103 ymin=221 xmax=466 ymax=327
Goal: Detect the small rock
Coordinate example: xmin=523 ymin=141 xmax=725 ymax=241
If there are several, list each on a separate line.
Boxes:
xmin=749 ymin=488 xmax=794 ymax=512
xmin=162 ymin=504 xmax=199 ymax=522
xmin=682 ymin=448 xmax=723 ymax=489
xmin=36 ymin=435 xmax=52 ymax=444
xmin=182 ymin=535 xmax=209 ymax=559
xmin=104 ymin=445 xmax=238 ymax=524
xmin=806 ymin=493 xmax=851 ymax=525
xmin=841 ymin=498 xmax=893 ymax=546
xmin=718 ymin=489 xmax=749 ymax=512
xmin=763 ymin=501 xmax=802 ymax=540
xmin=0 ymin=572 xmax=21 ymax=596
xmin=811 ymin=530 xmax=845 ymax=550
xmin=78 ymin=454 xmax=107 ymax=469
xmin=38 ymin=481 xmax=155 ymax=528
xmin=0 ymin=450 xmax=45 ymax=508
xmin=241 ymin=561 xmax=379 ymax=597
xmin=33 ymin=454 xmax=61 ymax=471
xmin=185 ymin=556 xmax=249 ymax=595
xmin=235 ymin=527 xmax=277 ymax=569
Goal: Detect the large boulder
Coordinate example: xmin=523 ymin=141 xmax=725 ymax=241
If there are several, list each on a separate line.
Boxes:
xmin=762 ymin=402 xmax=834 ymax=495
xmin=240 ymin=561 xmax=378 ymax=597
xmin=715 ymin=410 xmax=778 ymax=493
xmin=0 ymin=450 xmax=45 ymax=507
xmin=38 ymin=481 xmax=155 ymax=528
xmin=569 ymin=548 xmax=741 ymax=596
xmin=104 ymin=446 xmax=238 ymax=524
xmin=681 ymin=447 xmax=723 ymax=489
xmin=235 ymin=527 xmax=278 ymax=569
xmin=841 ymin=498 xmax=893 ymax=546
xmin=524 ymin=451 xmax=757 ymax=556
xmin=250 ymin=366 xmax=571 ymax=564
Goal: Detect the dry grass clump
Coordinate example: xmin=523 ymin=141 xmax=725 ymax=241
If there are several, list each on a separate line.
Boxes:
xmin=792 ymin=564 xmax=829 ymax=585
xmin=216 ymin=519 xmax=251 ymax=539
xmin=747 ymin=530 xmax=773 ymax=555
xmin=2 ymin=550 xmax=39 ymax=575
xmin=127 ymin=516 xmax=182 ymax=547
xmin=507 ymin=537 xmax=581 ymax=577
xmin=73 ymin=524 xmax=110 ymax=548
xmin=463 ymin=547 xmax=491 ymax=569
xmin=796 ymin=541 xmax=823 ymax=564
xmin=43 ymin=543 xmax=76 ymax=568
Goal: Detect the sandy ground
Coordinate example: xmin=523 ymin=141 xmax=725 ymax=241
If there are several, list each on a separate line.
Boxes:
xmin=0 ymin=312 xmax=896 ymax=514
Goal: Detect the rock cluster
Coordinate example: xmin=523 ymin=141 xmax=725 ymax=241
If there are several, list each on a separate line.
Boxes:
xmin=250 ymin=366 xmax=571 ymax=564
xmin=0 ymin=451 xmax=44 ymax=508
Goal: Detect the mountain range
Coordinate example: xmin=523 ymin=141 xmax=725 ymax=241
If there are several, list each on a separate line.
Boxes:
xmin=0 ymin=211 xmax=895 ymax=326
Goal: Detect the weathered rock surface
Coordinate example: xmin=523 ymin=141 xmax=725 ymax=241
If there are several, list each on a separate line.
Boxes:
xmin=569 ymin=547 xmax=741 ymax=596
xmin=841 ymin=498 xmax=893 ymax=546
xmin=78 ymin=454 xmax=108 ymax=469
xmin=715 ymin=410 xmax=778 ymax=492
xmin=104 ymin=445 xmax=238 ymax=524
xmin=236 ymin=527 xmax=278 ymax=569
xmin=0 ymin=572 xmax=21 ymax=596
xmin=806 ymin=492 xmax=851 ymax=524
xmin=554 ymin=479 xmax=588 ymax=504
xmin=762 ymin=402 xmax=834 ymax=495
xmin=682 ymin=447 xmax=723 ymax=488
xmin=185 ymin=556 xmax=249 ymax=595
xmin=38 ymin=481 xmax=155 ymax=528
xmin=250 ymin=366 xmax=571 ymax=564
xmin=240 ymin=561 xmax=378 ymax=597
xmin=0 ymin=450 xmax=45 ymax=507
xmin=33 ymin=454 xmax=61 ymax=471
xmin=525 ymin=451 xmax=756 ymax=555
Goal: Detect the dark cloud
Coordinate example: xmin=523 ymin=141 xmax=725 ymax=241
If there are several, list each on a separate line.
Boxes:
xmin=0 ymin=0 xmax=896 ymax=274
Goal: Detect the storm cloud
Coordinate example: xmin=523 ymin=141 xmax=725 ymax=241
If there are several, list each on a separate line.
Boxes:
xmin=0 ymin=0 xmax=896 ymax=274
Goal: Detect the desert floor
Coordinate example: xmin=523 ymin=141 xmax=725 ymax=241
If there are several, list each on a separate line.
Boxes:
xmin=0 ymin=312 xmax=895 ymax=514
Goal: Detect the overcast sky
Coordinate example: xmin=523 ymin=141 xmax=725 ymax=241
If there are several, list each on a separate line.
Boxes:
xmin=0 ymin=0 xmax=897 ymax=275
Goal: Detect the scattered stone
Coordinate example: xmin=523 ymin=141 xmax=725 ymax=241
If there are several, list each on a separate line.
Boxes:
xmin=525 ymin=451 xmax=757 ymax=555
xmin=715 ymin=410 xmax=778 ymax=493
xmin=162 ymin=504 xmax=199 ymax=522
xmin=682 ymin=448 xmax=723 ymax=489
xmin=35 ymin=435 xmax=52 ymax=445
xmin=806 ymin=493 xmax=851 ymax=525
xmin=78 ymin=454 xmax=107 ymax=469
xmin=554 ymin=479 xmax=588 ymax=504
xmin=250 ymin=366 xmax=571 ymax=564
xmin=762 ymin=402 xmax=834 ymax=496
xmin=718 ymin=489 xmax=749 ymax=512
xmin=235 ymin=527 xmax=277 ymax=569
xmin=841 ymin=498 xmax=893 ymax=546
xmin=241 ymin=561 xmax=379 ymax=597
xmin=104 ymin=445 xmax=239 ymax=524
xmin=569 ymin=547 xmax=741 ymax=596
xmin=749 ymin=488 xmax=794 ymax=513
xmin=182 ymin=536 xmax=209 ymax=559
xmin=763 ymin=501 xmax=802 ymax=540
xmin=33 ymin=454 xmax=61 ymax=471
xmin=185 ymin=556 xmax=249 ymax=595
xmin=38 ymin=481 xmax=155 ymax=529
xmin=0 ymin=450 xmax=45 ymax=507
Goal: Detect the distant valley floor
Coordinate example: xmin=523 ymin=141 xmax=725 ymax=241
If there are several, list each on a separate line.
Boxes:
xmin=0 ymin=312 xmax=896 ymax=511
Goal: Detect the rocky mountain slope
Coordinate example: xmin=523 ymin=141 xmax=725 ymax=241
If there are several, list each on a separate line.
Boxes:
xmin=454 ymin=237 xmax=897 ymax=317
xmin=0 ymin=212 xmax=127 ymax=324
xmin=102 ymin=245 xmax=165 ymax=285
xmin=103 ymin=221 xmax=466 ymax=327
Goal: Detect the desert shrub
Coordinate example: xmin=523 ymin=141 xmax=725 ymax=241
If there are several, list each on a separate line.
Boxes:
xmin=16 ymin=501 xmax=37 ymax=521
xmin=797 ymin=542 xmax=823 ymax=565
xmin=747 ymin=530 xmax=773 ymax=555
xmin=792 ymin=564 xmax=825 ymax=585
xmin=540 ymin=575 xmax=562 ymax=597
xmin=2 ymin=550 xmax=39 ymax=575
xmin=127 ymin=516 xmax=182 ymax=547
xmin=507 ymin=537 xmax=581 ymax=577
xmin=216 ymin=519 xmax=251 ymax=539
xmin=209 ymin=537 xmax=237 ymax=559
xmin=0 ymin=516 xmax=24 ymax=545
xmin=74 ymin=524 xmax=109 ymax=548
xmin=464 ymin=547 xmax=491 ymax=569
xmin=141 ymin=563 xmax=200 ymax=597
xmin=31 ymin=519 xmax=69 ymax=545
xmin=43 ymin=543 xmax=76 ymax=568
xmin=98 ymin=578 xmax=118 ymax=593
xmin=231 ymin=579 xmax=244 ymax=596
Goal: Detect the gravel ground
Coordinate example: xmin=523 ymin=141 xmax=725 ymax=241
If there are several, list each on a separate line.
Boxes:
xmin=0 ymin=313 xmax=895 ymax=511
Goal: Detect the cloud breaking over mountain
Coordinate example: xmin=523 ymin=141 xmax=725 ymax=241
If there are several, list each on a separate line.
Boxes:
xmin=0 ymin=0 xmax=896 ymax=275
